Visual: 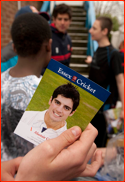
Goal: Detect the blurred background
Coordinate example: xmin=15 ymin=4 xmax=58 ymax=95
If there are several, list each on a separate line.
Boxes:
xmin=1 ymin=1 xmax=124 ymax=77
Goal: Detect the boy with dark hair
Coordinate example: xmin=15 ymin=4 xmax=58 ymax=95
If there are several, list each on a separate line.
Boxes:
xmin=21 ymin=83 xmax=80 ymax=141
xmin=52 ymin=3 xmax=72 ymax=19
xmin=11 ymin=13 xmax=51 ymax=58
xmin=52 ymin=83 xmax=80 ymax=113
xmin=85 ymin=16 xmax=124 ymax=147
xmin=1 ymin=5 xmax=50 ymax=72
xmin=50 ymin=4 xmax=72 ymax=67
xmin=1 ymin=13 xmax=52 ymax=161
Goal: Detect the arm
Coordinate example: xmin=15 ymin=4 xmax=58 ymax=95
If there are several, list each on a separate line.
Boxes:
xmin=115 ymin=73 xmax=124 ymax=119
xmin=14 ymin=124 xmax=102 ymax=181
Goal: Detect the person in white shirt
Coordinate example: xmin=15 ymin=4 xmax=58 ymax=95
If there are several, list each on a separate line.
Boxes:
xmin=21 ymin=83 xmax=80 ymax=143
xmin=1 ymin=13 xmax=52 ymax=161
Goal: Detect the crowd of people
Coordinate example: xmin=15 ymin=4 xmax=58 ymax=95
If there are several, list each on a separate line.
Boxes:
xmin=1 ymin=3 xmax=124 ymax=181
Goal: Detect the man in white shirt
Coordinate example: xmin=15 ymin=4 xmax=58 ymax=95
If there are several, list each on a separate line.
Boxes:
xmin=20 ymin=83 xmax=80 ymax=143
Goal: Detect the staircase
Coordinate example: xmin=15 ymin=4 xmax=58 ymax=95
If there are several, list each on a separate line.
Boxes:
xmin=68 ymin=5 xmax=89 ymax=77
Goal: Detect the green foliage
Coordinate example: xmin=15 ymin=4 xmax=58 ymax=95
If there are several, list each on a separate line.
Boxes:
xmin=96 ymin=14 xmax=120 ymax=31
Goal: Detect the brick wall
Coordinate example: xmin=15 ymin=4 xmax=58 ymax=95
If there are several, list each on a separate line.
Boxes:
xmin=1 ymin=1 xmax=43 ymax=48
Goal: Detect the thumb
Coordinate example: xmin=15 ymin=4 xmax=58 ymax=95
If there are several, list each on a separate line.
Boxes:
xmin=47 ymin=126 xmax=81 ymax=158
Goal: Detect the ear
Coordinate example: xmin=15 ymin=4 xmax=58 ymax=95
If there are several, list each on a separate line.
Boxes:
xmin=102 ymin=28 xmax=108 ymax=36
xmin=12 ymin=43 xmax=17 ymax=53
xmin=69 ymin=110 xmax=76 ymax=117
xmin=49 ymin=96 xmax=52 ymax=105
xmin=46 ymin=39 xmax=52 ymax=52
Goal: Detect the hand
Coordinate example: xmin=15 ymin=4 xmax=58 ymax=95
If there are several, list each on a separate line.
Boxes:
xmin=1 ymin=157 xmax=23 ymax=181
xmin=95 ymin=148 xmax=106 ymax=166
xmin=15 ymin=124 xmax=102 ymax=181
xmin=80 ymin=149 xmax=103 ymax=177
xmin=85 ymin=56 xmax=92 ymax=64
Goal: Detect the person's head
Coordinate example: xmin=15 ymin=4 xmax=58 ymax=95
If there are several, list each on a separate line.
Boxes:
xmin=11 ymin=13 xmax=52 ymax=67
xmin=52 ymin=4 xmax=72 ymax=33
xmin=47 ymin=83 xmax=80 ymax=123
xmin=89 ymin=17 xmax=113 ymax=42
xmin=15 ymin=5 xmax=50 ymax=21
xmin=15 ymin=5 xmax=38 ymax=18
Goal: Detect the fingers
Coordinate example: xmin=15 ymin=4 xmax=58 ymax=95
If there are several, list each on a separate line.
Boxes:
xmin=1 ymin=157 xmax=23 ymax=181
xmin=74 ymin=143 xmax=97 ymax=174
xmin=15 ymin=127 xmax=82 ymax=181
xmin=84 ymin=143 xmax=97 ymax=164
xmin=44 ymin=126 xmax=82 ymax=160
xmin=80 ymin=123 xmax=98 ymax=147
xmin=13 ymin=157 xmax=23 ymax=174
xmin=96 ymin=148 xmax=106 ymax=165
xmin=79 ymin=150 xmax=102 ymax=177
xmin=69 ymin=124 xmax=98 ymax=158
xmin=55 ymin=124 xmax=98 ymax=167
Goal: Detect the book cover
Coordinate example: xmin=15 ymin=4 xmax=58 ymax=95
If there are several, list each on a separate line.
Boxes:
xmin=14 ymin=59 xmax=110 ymax=145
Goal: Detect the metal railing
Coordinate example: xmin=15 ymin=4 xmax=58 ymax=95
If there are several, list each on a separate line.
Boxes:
xmin=84 ymin=1 xmax=98 ymax=57
xmin=40 ymin=1 xmax=50 ymax=13
xmin=40 ymin=1 xmax=56 ymax=22
xmin=40 ymin=1 xmax=98 ymax=57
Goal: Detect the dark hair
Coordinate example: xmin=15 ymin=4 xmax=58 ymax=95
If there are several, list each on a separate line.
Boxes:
xmin=52 ymin=3 xmax=72 ymax=19
xmin=96 ymin=16 xmax=113 ymax=36
xmin=11 ymin=13 xmax=51 ymax=57
xmin=51 ymin=83 xmax=80 ymax=113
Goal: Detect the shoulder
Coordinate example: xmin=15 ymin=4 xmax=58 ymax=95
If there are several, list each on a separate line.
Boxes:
xmin=25 ymin=110 xmax=46 ymax=119
xmin=32 ymin=111 xmax=46 ymax=127
xmin=108 ymin=45 xmax=119 ymax=56
xmin=105 ymin=45 xmax=122 ymax=62
xmin=1 ymin=69 xmax=10 ymax=87
xmin=1 ymin=75 xmax=41 ymax=110
xmin=23 ymin=75 xmax=42 ymax=89
xmin=1 ymin=68 xmax=9 ymax=79
xmin=10 ymin=75 xmax=40 ymax=99
xmin=12 ymin=75 xmax=41 ymax=93
xmin=110 ymin=48 xmax=122 ymax=60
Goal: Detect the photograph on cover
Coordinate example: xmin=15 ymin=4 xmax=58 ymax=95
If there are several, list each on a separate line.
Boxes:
xmin=14 ymin=59 xmax=110 ymax=145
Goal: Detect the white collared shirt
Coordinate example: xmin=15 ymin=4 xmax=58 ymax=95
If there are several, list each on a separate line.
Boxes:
xmin=19 ymin=110 xmax=67 ymax=145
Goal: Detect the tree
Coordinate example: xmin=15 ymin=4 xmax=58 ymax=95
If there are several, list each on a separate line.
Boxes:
xmin=96 ymin=14 xmax=120 ymax=31
xmin=94 ymin=1 xmax=124 ymax=29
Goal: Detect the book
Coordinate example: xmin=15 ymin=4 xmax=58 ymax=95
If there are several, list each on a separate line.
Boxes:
xmin=14 ymin=59 xmax=110 ymax=145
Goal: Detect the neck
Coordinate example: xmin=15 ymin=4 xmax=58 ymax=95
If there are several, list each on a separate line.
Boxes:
xmin=98 ymin=37 xmax=110 ymax=47
xmin=44 ymin=111 xmax=65 ymax=130
xmin=9 ymin=56 xmax=44 ymax=78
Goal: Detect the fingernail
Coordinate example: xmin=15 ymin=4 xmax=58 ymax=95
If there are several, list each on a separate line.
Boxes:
xmin=71 ymin=127 xmax=80 ymax=137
